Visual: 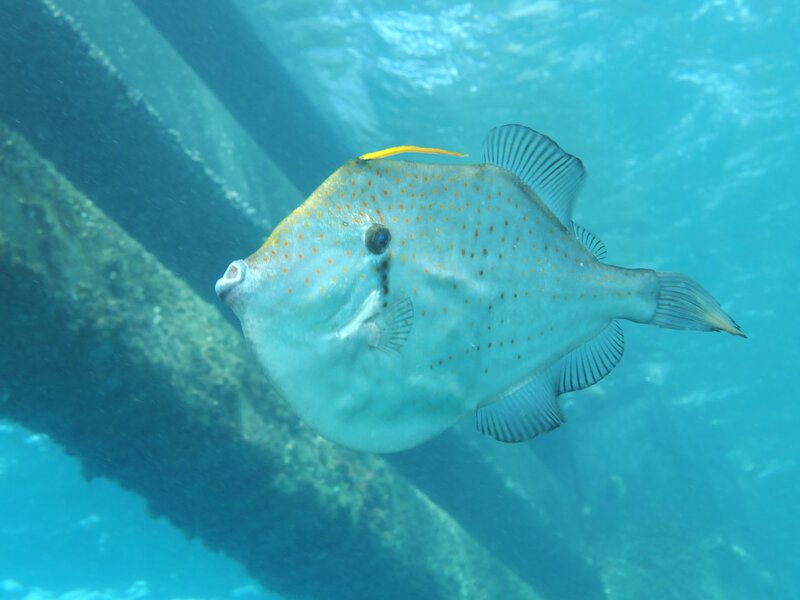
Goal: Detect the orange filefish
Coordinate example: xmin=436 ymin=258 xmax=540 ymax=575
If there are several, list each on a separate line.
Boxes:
xmin=216 ymin=125 xmax=744 ymax=453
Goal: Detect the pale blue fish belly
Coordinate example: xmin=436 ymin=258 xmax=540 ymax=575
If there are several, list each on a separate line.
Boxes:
xmin=216 ymin=125 xmax=743 ymax=452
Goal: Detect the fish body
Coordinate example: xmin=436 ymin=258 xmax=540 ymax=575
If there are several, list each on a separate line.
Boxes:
xmin=217 ymin=125 xmax=743 ymax=452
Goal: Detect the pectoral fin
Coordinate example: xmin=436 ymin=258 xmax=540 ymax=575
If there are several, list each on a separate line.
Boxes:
xmin=336 ymin=291 xmax=414 ymax=352
xmin=370 ymin=296 xmax=414 ymax=352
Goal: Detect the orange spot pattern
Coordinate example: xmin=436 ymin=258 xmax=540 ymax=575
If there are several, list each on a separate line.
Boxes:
xmin=249 ymin=158 xmax=606 ymax=379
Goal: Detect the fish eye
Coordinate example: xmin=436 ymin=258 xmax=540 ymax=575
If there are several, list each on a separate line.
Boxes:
xmin=365 ymin=223 xmax=391 ymax=254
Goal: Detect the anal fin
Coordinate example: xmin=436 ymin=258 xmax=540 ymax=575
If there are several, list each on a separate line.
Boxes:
xmin=477 ymin=321 xmax=624 ymax=443
xmin=476 ymin=365 xmax=564 ymax=443
xmin=559 ymin=320 xmax=624 ymax=393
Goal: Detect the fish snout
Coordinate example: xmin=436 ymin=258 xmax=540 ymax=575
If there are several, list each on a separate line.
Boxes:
xmin=215 ymin=260 xmax=247 ymax=304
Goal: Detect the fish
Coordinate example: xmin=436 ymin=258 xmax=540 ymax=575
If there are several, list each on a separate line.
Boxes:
xmin=216 ymin=124 xmax=744 ymax=453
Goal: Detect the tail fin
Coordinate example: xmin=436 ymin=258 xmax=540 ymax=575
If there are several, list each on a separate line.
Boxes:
xmin=650 ymin=272 xmax=746 ymax=337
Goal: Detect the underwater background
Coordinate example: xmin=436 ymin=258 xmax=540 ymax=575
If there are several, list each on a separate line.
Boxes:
xmin=0 ymin=1 xmax=797 ymax=599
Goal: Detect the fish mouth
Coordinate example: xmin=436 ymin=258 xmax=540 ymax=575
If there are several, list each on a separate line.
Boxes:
xmin=215 ymin=259 xmax=247 ymax=305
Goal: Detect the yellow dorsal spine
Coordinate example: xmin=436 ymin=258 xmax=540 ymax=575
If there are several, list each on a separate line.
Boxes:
xmin=359 ymin=145 xmax=467 ymax=161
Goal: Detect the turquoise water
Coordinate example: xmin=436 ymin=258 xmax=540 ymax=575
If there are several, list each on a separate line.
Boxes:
xmin=1 ymin=1 xmax=798 ymax=598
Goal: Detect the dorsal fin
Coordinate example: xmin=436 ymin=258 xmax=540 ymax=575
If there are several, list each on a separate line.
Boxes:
xmin=483 ymin=124 xmax=586 ymax=228
xmin=359 ymin=145 xmax=467 ymax=161
xmin=572 ymin=222 xmax=607 ymax=261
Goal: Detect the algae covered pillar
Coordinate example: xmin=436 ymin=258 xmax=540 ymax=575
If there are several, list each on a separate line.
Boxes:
xmin=0 ymin=122 xmax=542 ymax=600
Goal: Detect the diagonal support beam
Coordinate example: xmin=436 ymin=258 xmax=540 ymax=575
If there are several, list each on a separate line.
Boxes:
xmin=0 ymin=122 xmax=542 ymax=600
xmin=132 ymin=0 xmax=353 ymax=194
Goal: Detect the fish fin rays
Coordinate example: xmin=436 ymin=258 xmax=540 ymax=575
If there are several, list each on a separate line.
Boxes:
xmin=371 ymin=295 xmax=414 ymax=352
xmin=476 ymin=365 xmax=564 ymax=443
xmin=558 ymin=320 xmax=624 ymax=393
xmin=650 ymin=272 xmax=745 ymax=337
xmin=572 ymin=222 xmax=607 ymax=261
xmin=483 ymin=124 xmax=586 ymax=228
xmin=476 ymin=321 xmax=624 ymax=443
